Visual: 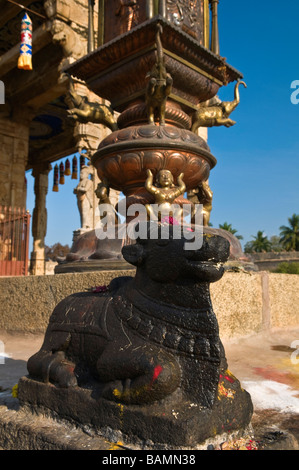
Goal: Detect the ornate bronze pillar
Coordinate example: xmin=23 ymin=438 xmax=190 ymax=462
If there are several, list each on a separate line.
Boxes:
xmin=66 ymin=11 xmax=240 ymax=216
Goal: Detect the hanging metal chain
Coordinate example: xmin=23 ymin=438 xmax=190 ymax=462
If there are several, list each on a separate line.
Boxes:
xmin=6 ymin=0 xmax=47 ymax=19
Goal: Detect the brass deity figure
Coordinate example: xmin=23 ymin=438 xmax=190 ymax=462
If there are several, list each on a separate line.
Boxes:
xmin=191 ymin=80 xmax=247 ymax=132
xmin=188 ymin=180 xmax=213 ymax=226
xmin=95 ymin=178 xmax=119 ymax=225
xmin=145 ymin=169 xmax=186 ymax=221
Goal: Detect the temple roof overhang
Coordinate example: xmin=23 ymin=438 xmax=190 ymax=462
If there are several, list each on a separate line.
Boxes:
xmin=0 ymin=0 xmax=92 ymax=169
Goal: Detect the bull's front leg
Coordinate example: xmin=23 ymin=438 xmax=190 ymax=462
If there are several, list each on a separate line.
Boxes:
xmin=28 ymin=350 xmax=78 ymax=388
xmin=27 ymin=331 xmax=77 ymax=388
xmin=96 ymin=344 xmax=181 ymax=405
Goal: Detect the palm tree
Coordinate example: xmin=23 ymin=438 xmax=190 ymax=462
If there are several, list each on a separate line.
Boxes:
xmin=244 ymin=231 xmax=272 ymax=253
xmin=279 ymin=214 xmax=299 ymax=251
xmin=218 ymin=222 xmax=243 ymax=240
xmin=269 ymin=235 xmax=284 ymax=252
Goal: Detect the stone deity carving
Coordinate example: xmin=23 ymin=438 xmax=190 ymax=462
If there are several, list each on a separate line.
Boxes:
xmin=74 ymin=165 xmax=94 ymax=230
xmin=51 ymin=19 xmax=84 ymax=60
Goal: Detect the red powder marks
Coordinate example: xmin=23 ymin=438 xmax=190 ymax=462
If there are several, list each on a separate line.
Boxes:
xmin=65 ymin=364 xmax=75 ymax=374
xmin=219 ymin=372 xmax=235 ymax=384
xmin=225 ymin=375 xmax=235 ymax=384
xmin=152 ymin=365 xmax=163 ymax=382
xmin=91 ymin=285 xmax=109 ymax=293
xmin=253 ymin=366 xmax=295 ymax=387
xmin=161 ymin=216 xmax=179 ymax=225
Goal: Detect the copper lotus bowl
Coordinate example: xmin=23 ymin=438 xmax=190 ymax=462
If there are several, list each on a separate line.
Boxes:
xmin=92 ymin=124 xmax=216 ymax=197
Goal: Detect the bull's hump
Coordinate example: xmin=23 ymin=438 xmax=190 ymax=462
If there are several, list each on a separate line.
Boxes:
xmin=49 ymin=292 xmax=111 ymax=330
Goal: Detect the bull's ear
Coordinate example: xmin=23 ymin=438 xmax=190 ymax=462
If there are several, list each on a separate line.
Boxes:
xmin=122 ymin=244 xmax=145 ymax=266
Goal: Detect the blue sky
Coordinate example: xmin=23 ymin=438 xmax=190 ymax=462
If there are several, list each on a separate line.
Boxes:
xmin=26 ymin=0 xmax=299 ymax=250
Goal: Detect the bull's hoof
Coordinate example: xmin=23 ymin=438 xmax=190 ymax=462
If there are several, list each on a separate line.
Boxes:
xmin=49 ymin=360 xmax=78 ymax=388
xmin=101 ymin=380 xmax=125 ymax=402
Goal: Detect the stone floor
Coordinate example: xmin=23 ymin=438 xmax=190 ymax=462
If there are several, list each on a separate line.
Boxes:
xmin=0 ymin=327 xmax=299 ymax=450
xmin=222 ymin=327 xmax=299 ymax=450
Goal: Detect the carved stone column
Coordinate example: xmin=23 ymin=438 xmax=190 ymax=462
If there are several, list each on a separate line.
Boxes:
xmin=29 ymin=163 xmax=51 ymax=276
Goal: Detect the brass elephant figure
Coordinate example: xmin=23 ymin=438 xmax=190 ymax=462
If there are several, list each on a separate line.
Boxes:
xmin=192 ymin=80 xmax=247 ymax=132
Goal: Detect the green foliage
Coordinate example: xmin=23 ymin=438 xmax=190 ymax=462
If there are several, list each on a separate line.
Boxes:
xmin=269 ymin=236 xmax=284 ymax=252
xmin=279 ymin=214 xmax=299 ymax=251
xmin=244 ymin=231 xmax=272 ymax=253
xmin=274 ymin=262 xmax=299 ymax=274
xmin=243 ymin=214 xmax=299 ymax=255
xmin=218 ymin=222 xmax=243 ymax=240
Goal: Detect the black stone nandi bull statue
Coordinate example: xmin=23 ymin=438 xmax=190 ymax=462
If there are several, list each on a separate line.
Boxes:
xmin=25 ymin=223 xmax=253 ymax=438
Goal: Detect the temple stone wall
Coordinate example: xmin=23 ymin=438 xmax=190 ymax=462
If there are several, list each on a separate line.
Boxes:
xmin=0 ymin=271 xmax=298 ymax=338
xmin=250 ymin=251 xmax=299 ymax=271
xmin=0 ymin=117 xmax=29 ymax=208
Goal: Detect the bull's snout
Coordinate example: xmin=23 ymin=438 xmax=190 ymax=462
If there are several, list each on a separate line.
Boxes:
xmin=183 ymin=235 xmax=230 ymax=283
xmin=184 ymin=234 xmax=230 ymax=264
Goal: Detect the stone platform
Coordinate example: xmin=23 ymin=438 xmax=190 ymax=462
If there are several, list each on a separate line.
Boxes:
xmin=1 ymin=328 xmax=299 ymax=451
xmin=16 ymin=371 xmax=252 ymax=449
xmin=0 ymin=386 xmax=297 ymax=451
